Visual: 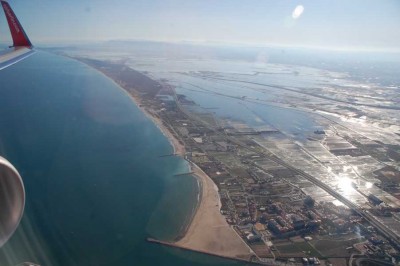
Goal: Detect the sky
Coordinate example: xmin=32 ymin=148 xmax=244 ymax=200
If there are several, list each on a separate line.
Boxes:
xmin=1 ymin=0 xmax=400 ymax=51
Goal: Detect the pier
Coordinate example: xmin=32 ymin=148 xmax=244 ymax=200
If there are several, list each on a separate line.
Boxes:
xmin=146 ymin=238 xmax=266 ymax=265
xmin=173 ymin=172 xmax=194 ymax=177
xmin=159 ymin=153 xmax=177 ymax=157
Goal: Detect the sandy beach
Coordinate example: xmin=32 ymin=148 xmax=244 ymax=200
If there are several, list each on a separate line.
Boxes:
xmin=176 ymin=162 xmax=253 ymax=259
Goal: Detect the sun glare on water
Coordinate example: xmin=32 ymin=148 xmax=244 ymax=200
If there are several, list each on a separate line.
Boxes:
xmin=365 ymin=182 xmax=373 ymax=189
xmin=338 ymin=176 xmax=354 ymax=194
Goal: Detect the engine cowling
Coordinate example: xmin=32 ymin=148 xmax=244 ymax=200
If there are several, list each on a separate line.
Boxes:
xmin=0 ymin=157 xmax=25 ymax=247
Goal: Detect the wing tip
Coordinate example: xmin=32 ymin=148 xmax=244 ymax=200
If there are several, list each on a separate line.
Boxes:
xmin=0 ymin=0 xmax=34 ymax=70
xmin=1 ymin=0 xmax=33 ymax=47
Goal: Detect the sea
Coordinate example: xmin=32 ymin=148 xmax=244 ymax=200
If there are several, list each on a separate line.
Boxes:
xmin=0 ymin=52 xmax=241 ymax=265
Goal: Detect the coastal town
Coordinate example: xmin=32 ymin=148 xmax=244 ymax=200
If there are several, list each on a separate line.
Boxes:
xmin=76 ymin=57 xmax=400 ymax=266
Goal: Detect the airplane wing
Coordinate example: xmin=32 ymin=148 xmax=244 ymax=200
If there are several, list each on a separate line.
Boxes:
xmin=0 ymin=0 xmax=34 ymax=70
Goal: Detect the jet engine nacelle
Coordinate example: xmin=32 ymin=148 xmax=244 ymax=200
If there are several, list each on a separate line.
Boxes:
xmin=0 ymin=157 xmax=25 ymax=247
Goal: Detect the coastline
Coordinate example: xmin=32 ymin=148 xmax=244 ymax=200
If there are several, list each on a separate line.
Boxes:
xmin=72 ymin=57 xmax=253 ymax=259
xmin=177 ymin=161 xmax=253 ymax=259
xmin=129 ymin=90 xmax=253 ymax=259
xmin=124 ymin=91 xmax=186 ymax=157
xmin=141 ymin=97 xmax=252 ymax=258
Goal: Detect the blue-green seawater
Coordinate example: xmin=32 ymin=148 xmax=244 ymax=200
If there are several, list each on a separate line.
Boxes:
xmin=0 ymin=52 xmax=241 ymax=266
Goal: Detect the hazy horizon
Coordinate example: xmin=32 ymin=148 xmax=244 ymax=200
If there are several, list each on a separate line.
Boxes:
xmin=1 ymin=0 xmax=399 ymax=52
